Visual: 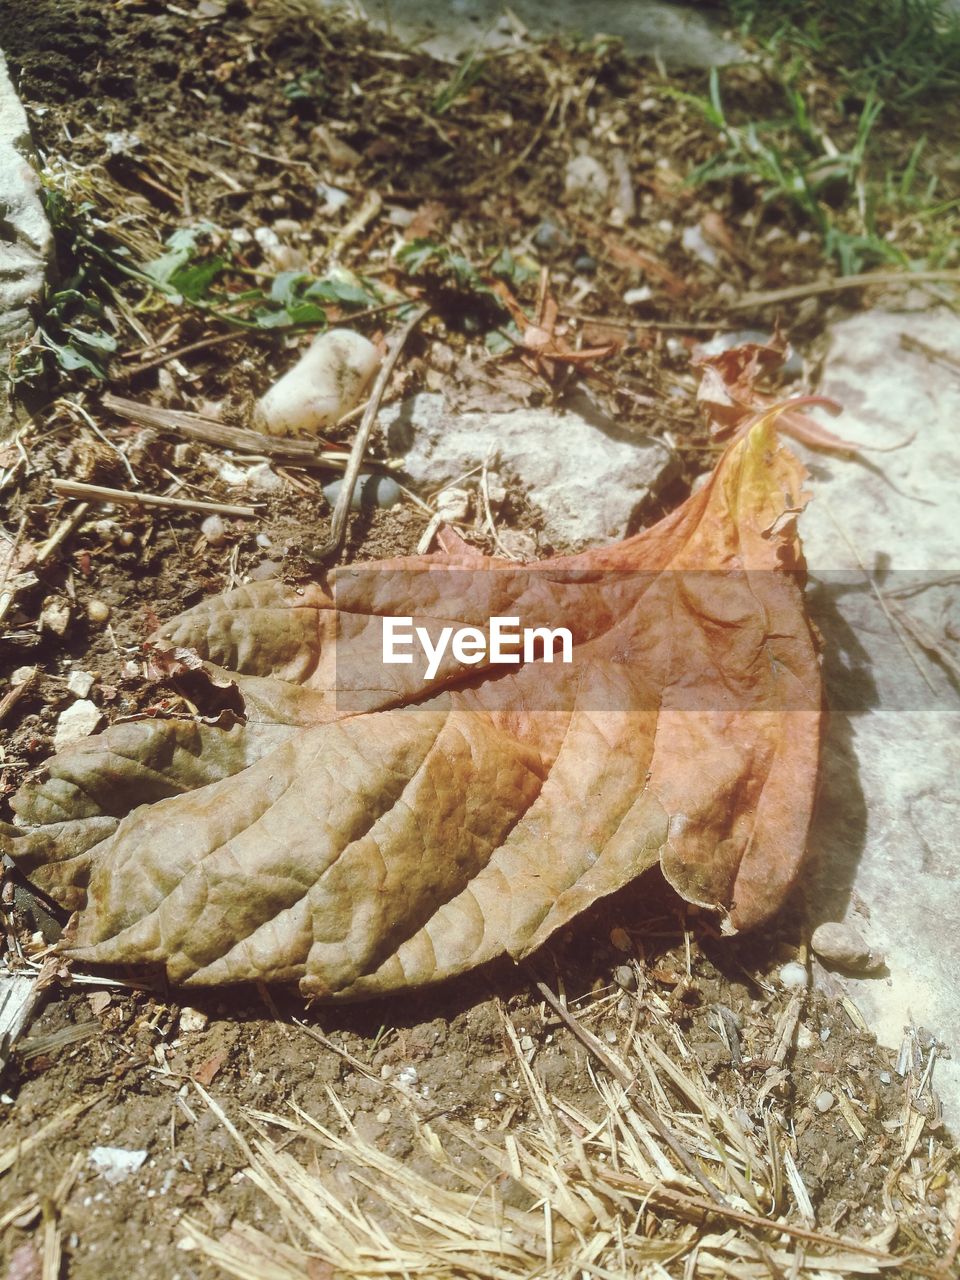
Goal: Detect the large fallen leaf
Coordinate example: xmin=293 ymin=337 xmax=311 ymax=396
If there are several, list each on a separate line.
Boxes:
xmin=1 ymin=414 xmax=822 ymax=998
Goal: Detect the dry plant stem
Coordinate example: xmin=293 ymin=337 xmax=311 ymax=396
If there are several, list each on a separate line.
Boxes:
xmin=314 ymin=304 xmax=429 ymax=561
xmin=35 ymin=502 xmax=90 ymax=567
xmin=563 ymin=311 xmax=740 ymax=332
xmin=122 ymin=329 xmax=247 ymax=376
xmin=730 ymin=268 xmax=960 ymax=309
xmin=533 ymin=979 xmax=726 ymax=1207
xmin=51 ymin=479 xmax=262 ymax=519
xmin=102 ymin=393 xmax=321 ymax=460
xmin=0 ymin=667 xmax=37 ymax=727
xmin=197 ymin=130 xmax=317 ymax=173
xmin=602 ymin=1172 xmax=933 ymax=1275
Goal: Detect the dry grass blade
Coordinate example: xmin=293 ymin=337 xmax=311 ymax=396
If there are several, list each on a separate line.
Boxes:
xmin=183 ymin=1009 xmax=940 ymax=1279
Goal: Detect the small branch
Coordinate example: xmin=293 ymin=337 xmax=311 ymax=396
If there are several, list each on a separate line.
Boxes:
xmin=35 ymin=503 xmax=91 ymax=567
xmin=313 ymin=304 xmax=429 ymax=561
xmin=122 ymin=330 xmax=248 ymax=376
xmin=51 ymin=480 xmax=262 ymax=519
xmin=0 ymin=666 xmax=37 ymax=727
xmin=729 ymin=268 xmax=960 ymax=310
xmin=102 ymin=393 xmax=329 ymax=462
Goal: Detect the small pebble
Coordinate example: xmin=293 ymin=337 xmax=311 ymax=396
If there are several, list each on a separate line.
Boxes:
xmin=11 ymin=666 xmax=36 ymax=686
xmin=55 ymin=699 xmax=103 ymax=750
xmin=564 ymin=152 xmax=610 ymax=204
xmin=518 ymin=1035 xmax=535 ymax=1053
xmin=811 ymin=920 xmax=884 ymax=974
xmin=86 ymin=599 xmax=111 ymax=625
xmin=246 ymin=463 xmax=285 ymax=493
xmin=201 ymin=514 xmax=227 ymax=547
xmin=67 ymin=670 xmax=95 ymax=700
xmin=255 ymin=531 xmax=273 ymax=549
xmin=40 ymin=598 xmax=71 ymax=636
xmin=118 ymin=530 xmax=136 ymax=548
xmin=609 ymin=926 xmax=631 ymax=952
xmin=387 ymin=205 xmax=415 ymax=228
xmin=573 ymin=254 xmax=597 ymax=275
xmin=796 ymin=1025 xmax=816 ymax=1050
xmin=813 ymin=1089 xmax=836 ymax=1114
xmin=376 ymin=1107 xmax=391 ymax=1124
xmin=604 ymin=1029 xmax=618 ymax=1044
xmin=879 ymin=1070 xmax=892 ymax=1085
xmin=533 ymin=219 xmax=564 ymax=251
xmin=623 ymin=285 xmax=652 ymax=306
xmin=682 ymin=223 xmax=719 ymax=268
xmin=89 ymin=1147 xmax=148 ymax=1185
xmin=613 ymin=964 xmax=637 ymax=992
xmin=323 ymin=473 xmax=400 ymax=512
xmin=178 ymin=1007 xmax=209 ymax=1034
xmin=315 ymin=182 xmax=351 ymax=213
xmin=395 ymin=1065 xmax=418 ymax=1088
xmin=779 ymin=961 xmax=807 ymax=989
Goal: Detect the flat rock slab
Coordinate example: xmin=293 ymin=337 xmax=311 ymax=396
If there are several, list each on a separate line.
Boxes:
xmin=314 ymin=0 xmax=744 ymax=66
xmin=798 ymin=305 xmax=960 ymax=1127
xmin=0 ymin=48 xmax=52 ymax=434
xmin=383 ymin=391 xmax=676 ymax=547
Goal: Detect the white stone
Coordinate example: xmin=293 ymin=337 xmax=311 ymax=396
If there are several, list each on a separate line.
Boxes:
xmin=89 ymin=1147 xmax=147 ymax=1184
xmin=779 ymin=962 xmax=807 ymax=989
xmin=813 ymin=1089 xmax=835 ymax=1114
xmin=309 ymin=1 xmax=743 ymax=68
xmin=54 ymin=699 xmax=103 ymax=750
xmin=200 ymin=514 xmax=227 ymax=547
xmin=383 ymin=392 xmax=674 ymax=546
xmin=178 ymin=1007 xmax=209 ymax=1034
xmin=254 ymin=329 xmax=379 ymax=439
xmin=682 ymin=223 xmax=719 ymax=268
xmin=798 ymin=305 xmax=960 ymax=1128
xmin=811 ymin=921 xmax=883 ymax=973
xmin=66 ymin=670 xmax=95 ymax=699
xmin=40 ymin=598 xmax=71 ymax=636
xmin=564 ymin=153 xmax=610 ymax=205
xmin=0 ymin=52 xmax=53 ymax=436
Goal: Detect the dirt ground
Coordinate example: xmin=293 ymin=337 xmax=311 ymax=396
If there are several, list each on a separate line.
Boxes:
xmin=0 ymin=1 xmax=958 ymax=1277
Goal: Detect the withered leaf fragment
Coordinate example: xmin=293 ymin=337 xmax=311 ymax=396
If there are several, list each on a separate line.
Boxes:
xmin=694 ymin=332 xmax=855 ymax=453
xmin=1 ymin=416 xmax=822 ymax=998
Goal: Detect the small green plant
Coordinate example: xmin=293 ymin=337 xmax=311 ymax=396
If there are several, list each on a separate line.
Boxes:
xmin=142 ymin=224 xmax=228 ymax=302
xmin=432 ymin=50 xmax=486 ymax=115
xmin=669 ymin=70 xmax=917 ymax=272
xmin=16 ymin=185 xmax=122 ymax=385
xmin=396 ymin=238 xmax=509 ymax=331
xmin=282 ymin=69 xmax=326 ymax=103
xmin=253 ymin=267 xmax=381 ymax=328
xmin=725 ymin=0 xmax=960 ymax=115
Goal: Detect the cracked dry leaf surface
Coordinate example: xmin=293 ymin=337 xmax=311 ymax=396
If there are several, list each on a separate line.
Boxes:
xmin=1 ymin=419 xmax=822 ymax=998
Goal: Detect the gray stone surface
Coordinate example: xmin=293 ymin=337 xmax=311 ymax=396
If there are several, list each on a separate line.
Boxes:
xmin=0 ymin=49 xmax=52 ymax=434
xmin=797 ymin=305 xmax=960 ymax=1127
xmin=382 ymin=391 xmax=675 ymax=546
xmin=317 ymin=0 xmax=744 ymax=66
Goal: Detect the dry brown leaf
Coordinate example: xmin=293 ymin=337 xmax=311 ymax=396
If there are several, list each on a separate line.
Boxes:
xmin=694 ymin=334 xmax=856 ymax=452
xmin=0 ymin=415 xmax=822 ymax=999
